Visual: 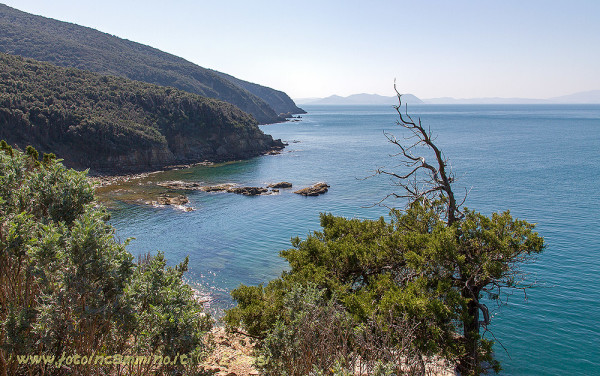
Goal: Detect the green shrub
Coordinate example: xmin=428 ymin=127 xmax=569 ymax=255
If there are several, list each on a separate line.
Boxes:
xmin=0 ymin=144 xmax=211 ymax=375
xmin=253 ymin=284 xmax=426 ymax=376
xmin=226 ymin=201 xmax=543 ymax=374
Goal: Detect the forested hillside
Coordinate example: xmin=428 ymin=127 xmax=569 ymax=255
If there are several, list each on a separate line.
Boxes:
xmin=213 ymin=70 xmax=306 ymax=116
xmin=0 ymin=4 xmax=304 ymax=124
xmin=0 ymin=52 xmax=283 ymax=174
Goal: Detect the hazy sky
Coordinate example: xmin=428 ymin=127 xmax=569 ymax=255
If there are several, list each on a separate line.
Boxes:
xmin=4 ymin=0 xmax=600 ymax=99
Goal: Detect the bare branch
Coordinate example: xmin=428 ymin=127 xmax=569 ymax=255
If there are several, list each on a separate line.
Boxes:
xmin=375 ymin=83 xmax=466 ymax=224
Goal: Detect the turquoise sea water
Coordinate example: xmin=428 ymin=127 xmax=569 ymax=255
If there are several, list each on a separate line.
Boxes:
xmin=110 ymin=104 xmax=600 ymax=375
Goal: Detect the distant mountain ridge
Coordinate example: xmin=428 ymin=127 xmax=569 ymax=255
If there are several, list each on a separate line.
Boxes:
xmin=297 ymin=90 xmax=600 ymax=106
xmin=297 ymin=93 xmax=423 ymax=105
xmin=424 ymin=90 xmax=600 ymax=104
xmin=0 ymin=4 xmax=304 ymax=123
xmin=547 ymin=90 xmax=600 ymax=104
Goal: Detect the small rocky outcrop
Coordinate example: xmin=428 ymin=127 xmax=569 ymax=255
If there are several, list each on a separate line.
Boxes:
xmin=294 ymin=182 xmax=330 ymax=196
xmin=267 ymin=182 xmax=293 ymax=189
xmin=201 ymin=184 xmax=237 ymax=192
xmin=228 ymin=187 xmax=268 ymax=196
xmin=196 ymin=183 xmax=270 ymax=196
xmin=146 ymin=195 xmax=195 ymax=211
xmin=155 ymin=181 xmax=285 ymax=197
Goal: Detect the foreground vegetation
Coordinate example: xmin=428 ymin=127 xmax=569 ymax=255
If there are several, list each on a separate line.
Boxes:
xmin=0 ymin=144 xmax=211 ymax=375
xmin=0 ymin=52 xmax=281 ymax=174
xmin=225 ymin=95 xmax=545 ymax=375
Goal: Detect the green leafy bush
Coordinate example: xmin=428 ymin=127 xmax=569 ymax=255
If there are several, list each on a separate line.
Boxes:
xmin=0 ymin=145 xmax=211 ymax=375
xmin=255 ymin=284 xmax=427 ymax=376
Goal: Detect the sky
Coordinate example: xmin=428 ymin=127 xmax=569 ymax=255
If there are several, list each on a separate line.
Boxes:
xmin=3 ymin=0 xmax=600 ymax=99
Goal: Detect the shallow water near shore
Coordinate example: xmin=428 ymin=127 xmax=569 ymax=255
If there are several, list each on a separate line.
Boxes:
xmin=105 ymin=104 xmax=600 ymax=375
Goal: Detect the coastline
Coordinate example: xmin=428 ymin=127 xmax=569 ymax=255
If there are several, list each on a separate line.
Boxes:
xmin=88 ymin=143 xmax=286 ymax=188
xmin=88 ymin=161 xmax=214 ymax=188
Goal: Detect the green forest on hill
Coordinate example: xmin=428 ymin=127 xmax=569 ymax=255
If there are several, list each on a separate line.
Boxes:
xmin=0 ymin=4 xmax=304 ymax=124
xmin=0 ymin=52 xmax=281 ymax=174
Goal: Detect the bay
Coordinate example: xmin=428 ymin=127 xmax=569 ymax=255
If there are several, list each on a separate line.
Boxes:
xmin=108 ymin=104 xmax=600 ymax=375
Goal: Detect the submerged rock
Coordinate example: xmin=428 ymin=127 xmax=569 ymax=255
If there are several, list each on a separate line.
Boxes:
xmin=144 ymin=194 xmax=195 ymax=211
xmin=294 ymin=182 xmax=330 ymax=196
xmin=156 ymin=195 xmax=189 ymax=205
xmin=157 ymin=181 xmax=204 ymax=190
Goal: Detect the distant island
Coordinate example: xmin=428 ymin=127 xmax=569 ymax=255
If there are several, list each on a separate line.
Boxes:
xmin=295 ymin=93 xmax=423 ymax=105
xmin=297 ymin=90 xmax=600 ymax=105
xmin=424 ymin=90 xmax=600 ymax=104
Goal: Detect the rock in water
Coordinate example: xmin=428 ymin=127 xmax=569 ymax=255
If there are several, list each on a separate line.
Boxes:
xmin=158 ymin=182 xmax=277 ymax=196
xmin=294 ymin=182 xmax=330 ymax=196
xmin=267 ymin=182 xmax=293 ymax=188
xmin=228 ymin=187 xmax=269 ymax=196
xmin=201 ymin=184 xmax=237 ymax=192
xmin=156 ymin=195 xmax=189 ymax=205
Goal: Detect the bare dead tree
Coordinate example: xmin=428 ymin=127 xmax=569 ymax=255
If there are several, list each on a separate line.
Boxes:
xmin=376 ymin=84 xmax=465 ymax=225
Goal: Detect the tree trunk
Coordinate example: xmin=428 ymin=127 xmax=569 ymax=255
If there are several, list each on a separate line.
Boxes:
xmin=458 ymin=292 xmax=480 ymax=375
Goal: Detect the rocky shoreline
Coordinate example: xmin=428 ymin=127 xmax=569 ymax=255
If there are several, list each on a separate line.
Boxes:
xmin=90 ymin=146 xmax=331 ymax=213
xmin=94 ymin=178 xmax=331 ymax=213
xmin=157 ymin=181 xmax=298 ymax=196
xmin=89 ymin=147 xmax=286 ymax=189
xmin=88 ymin=141 xmax=286 ymax=183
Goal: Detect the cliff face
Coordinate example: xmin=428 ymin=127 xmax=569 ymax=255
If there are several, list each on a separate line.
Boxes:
xmin=0 ymin=4 xmax=303 ymax=124
xmin=0 ymin=53 xmax=284 ymax=175
xmin=63 ymin=128 xmax=282 ymax=174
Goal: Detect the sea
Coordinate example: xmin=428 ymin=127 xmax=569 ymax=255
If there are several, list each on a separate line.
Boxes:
xmin=106 ymin=104 xmax=600 ymax=375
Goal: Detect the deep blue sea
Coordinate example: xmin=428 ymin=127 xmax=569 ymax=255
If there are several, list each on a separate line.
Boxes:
xmin=109 ymin=104 xmax=600 ymax=375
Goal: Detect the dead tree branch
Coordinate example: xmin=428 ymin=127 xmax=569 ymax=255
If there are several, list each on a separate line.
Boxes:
xmin=376 ymin=84 xmax=464 ymax=225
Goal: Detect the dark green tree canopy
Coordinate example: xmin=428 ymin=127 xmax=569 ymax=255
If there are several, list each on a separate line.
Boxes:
xmin=0 ymin=52 xmax=282 ymax=174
